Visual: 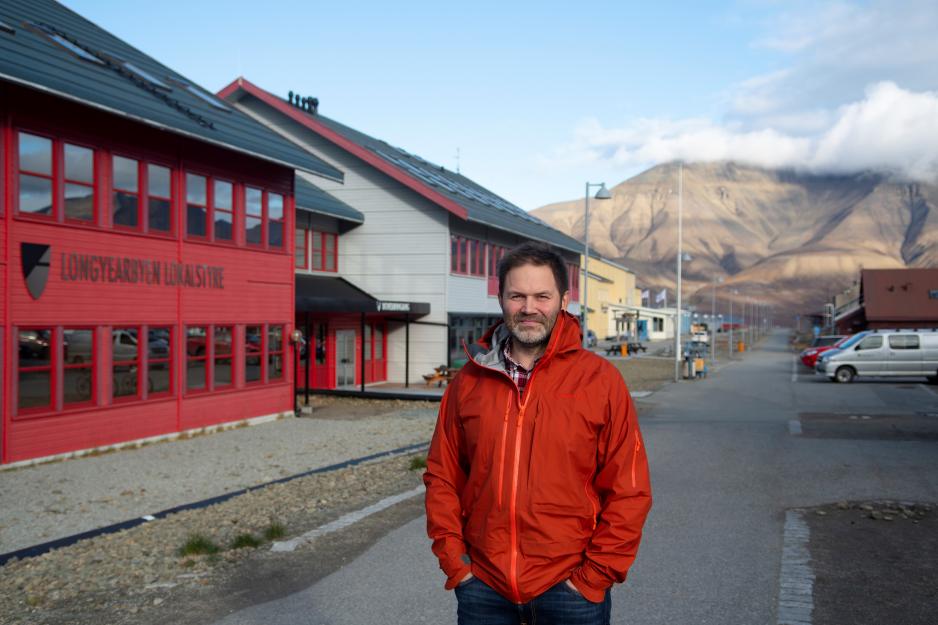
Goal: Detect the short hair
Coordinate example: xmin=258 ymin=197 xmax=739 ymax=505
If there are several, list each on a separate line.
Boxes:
xmin=497 ymin=241 xmax=569 ymax=297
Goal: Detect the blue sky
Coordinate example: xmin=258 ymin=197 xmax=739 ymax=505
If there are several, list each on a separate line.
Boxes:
xmin=63 ymin=1 xmax=938 ymax=209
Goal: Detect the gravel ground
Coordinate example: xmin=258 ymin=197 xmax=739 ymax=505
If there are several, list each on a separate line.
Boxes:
xmin=0 ymin=398 xmax=438 ymax=554
xmin=0 ymin=453 xmax=427 ymax=625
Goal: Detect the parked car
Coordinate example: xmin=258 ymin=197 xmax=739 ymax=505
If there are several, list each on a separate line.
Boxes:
xmin=800 ymin=334 xmax=847 ymax=368
xmin=816 ymin=329 xmax=938 ymax=383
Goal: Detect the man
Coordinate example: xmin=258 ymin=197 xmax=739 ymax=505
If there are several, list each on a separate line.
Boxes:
xmin=424 ymin=242 xmax=652 ymax=624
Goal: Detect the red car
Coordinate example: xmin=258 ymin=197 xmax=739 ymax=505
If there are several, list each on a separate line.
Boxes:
xmin=800 ymin=335 xmax=846 ymax=368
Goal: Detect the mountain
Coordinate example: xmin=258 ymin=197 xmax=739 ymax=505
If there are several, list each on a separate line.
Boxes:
xmin=531 ymin=162 xmax=938 ymax=318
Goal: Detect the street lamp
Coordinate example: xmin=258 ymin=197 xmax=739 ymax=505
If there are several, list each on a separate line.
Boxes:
xmin=674 ymin=162 xmax=685 ymax=382
xmin=582 ymin=181 xmax=612 ymax=348
xmin=729 ymin=288 xmax=739 ymax=359
xmin=711 ymin=276 xmax=723 ymax=364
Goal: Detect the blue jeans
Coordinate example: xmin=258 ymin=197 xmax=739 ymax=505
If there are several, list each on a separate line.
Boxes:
xmin=454 ymin=577 xmax=611 ymax=625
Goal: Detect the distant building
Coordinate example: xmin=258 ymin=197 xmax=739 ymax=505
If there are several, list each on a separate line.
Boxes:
xmin=579 ymin=255 xmax=641 ymax=339
xmin=833 ymin=268 xmax=938 ymax=334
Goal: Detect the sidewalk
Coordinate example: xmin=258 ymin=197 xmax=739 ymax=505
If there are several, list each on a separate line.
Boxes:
xmin=0 ymin=400 xmax=438 ymax=555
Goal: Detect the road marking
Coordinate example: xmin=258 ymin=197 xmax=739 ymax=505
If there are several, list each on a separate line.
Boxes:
xmin=777 ymin=510 xmax=815 ymax=625
xmin=791 ymin=355 xmax=798 ymax=383
xmin=920 ymin=384 xmax=938 ymax=397
xmin=271 ymin=485 xmax=426 ymax=552
xmin=788 ymin=420 xmax=802 ymax=436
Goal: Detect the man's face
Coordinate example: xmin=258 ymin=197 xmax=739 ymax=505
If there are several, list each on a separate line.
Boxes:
xmin=498 ymin=263 xmax=570 ymax=348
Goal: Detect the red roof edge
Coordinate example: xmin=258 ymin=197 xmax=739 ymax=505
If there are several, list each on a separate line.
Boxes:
xmin=216 ymin=77 xmax=469 ymax=220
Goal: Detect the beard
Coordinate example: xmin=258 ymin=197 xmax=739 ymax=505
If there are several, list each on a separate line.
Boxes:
xmin=504 ymin=311 xmax=558 ymax=348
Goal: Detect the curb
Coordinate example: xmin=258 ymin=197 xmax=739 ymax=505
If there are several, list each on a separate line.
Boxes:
xmin=0 ymin=440 xmax=430 ymax=567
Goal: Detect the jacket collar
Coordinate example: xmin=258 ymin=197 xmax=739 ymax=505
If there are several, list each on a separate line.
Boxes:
xmin=468 ymin=310 xmax=584 ymax=373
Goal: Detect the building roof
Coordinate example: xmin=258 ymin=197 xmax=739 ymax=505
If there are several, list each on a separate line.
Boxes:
xmin=296 ymin=275 xmax=430 ymax=315
xmin=862 ymin=268 xmax=938 ymax=322
xmin=0 ymin=0 xmax=342 ymax=180
xmin=218 ymin=78 xmax=585 ymax=255
xmin=295 ymin=176 xmax=364 ymax=224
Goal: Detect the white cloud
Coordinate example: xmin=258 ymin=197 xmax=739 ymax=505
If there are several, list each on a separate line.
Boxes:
xmin=549 ymin=82 xmax=938 ymax=182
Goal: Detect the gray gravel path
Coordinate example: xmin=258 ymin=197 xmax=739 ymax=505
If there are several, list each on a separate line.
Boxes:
xmin=0 ymin=404 xmax=436 ymax=554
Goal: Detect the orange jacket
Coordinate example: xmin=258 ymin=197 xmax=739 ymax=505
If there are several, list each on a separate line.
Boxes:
xmin=424 ymin=311 xmax=652 ymax=604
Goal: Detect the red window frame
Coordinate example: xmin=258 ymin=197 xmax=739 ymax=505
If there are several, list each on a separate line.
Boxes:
xmin=112 ymin=154 xmax=142 ymax=230
xmin=450 ymin=236 xmax=459 ymax=273
xmin=147 ymin=326 xmax=173 ymax=398
xmin=185 ymin=172 xmax=209 ymax=240
xmin=63 ymin=141 xmax=96 ymax=223
xmin=212 ymin=179 xmax=235 ymax=243
xmin=146 ymin=162 xmax=174 ymax=235
xmin=185 ymin=325 xmax=210 ymax=393
xmin=244 ymin=186 xmax=264 ymax=247
xmin=470 ymin=240 xmax=486 ymax=276
xmin=569 ymin=263 xmax=580 ymax=300
xmin=63 ymin=327 xmax=95 ymax=408
xmin=112 ymin=326 xmax=142 ymax=402
xmin=16 ymin=131 xmax=56 ymax=220
xmin=268 ymin=192 xmax=285 ymax=249
xmin=267 ymin=324 xmax=284 ymax=382
xmin=245 ymin=325 xmax=264 ymax=385
xmin=214 ymin=325 xmax=234 ymax=389
xmin=295 ymin=227 xmax=309 ymax=269
xmin=323 ymin=232 xmax=337 ymax=271
xmin=17 ymin=327 xmax=54 ymax=414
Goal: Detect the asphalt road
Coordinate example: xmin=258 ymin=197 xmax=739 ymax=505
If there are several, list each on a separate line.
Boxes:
xmin=209 ymin=330 xmax=938 ymax=625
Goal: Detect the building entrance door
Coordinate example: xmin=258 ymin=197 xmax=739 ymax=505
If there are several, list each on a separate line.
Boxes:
xmin=336 ymin=330 xmax=356 ymax=387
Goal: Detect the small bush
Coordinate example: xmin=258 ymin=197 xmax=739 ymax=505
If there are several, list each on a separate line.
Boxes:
xmin=264 ymin=522 xmax=286 ymax=541
xmin=178 ymin=534 xmax=220 ymax=556
xmin=409 ymin=455 xmax=427 ymax=471
xmin=230 ymin=533 xmax=262 ymax=549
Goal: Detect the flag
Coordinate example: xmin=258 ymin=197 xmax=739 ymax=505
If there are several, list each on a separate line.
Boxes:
xmin=655 ymin=289 xmax=667 ymax=305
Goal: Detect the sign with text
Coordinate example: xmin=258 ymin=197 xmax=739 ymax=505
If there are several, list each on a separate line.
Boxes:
xmin=60 ymin=252 xmax=225 ymax=289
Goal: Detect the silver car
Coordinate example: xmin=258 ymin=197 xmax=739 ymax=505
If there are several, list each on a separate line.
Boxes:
xmin=816 ymin=329 xmax=938 ymax=383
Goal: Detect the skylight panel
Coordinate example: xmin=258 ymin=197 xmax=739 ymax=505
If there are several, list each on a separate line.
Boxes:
xmin=0 ymin=19 xmax=15 ymax=34
xmin=185 ymin=84 xmax=231 ymax=111
xmin=122 ymin=61 xmax=171 ymax=90
xmin=31 ymin=23 xmax=103 ymax=64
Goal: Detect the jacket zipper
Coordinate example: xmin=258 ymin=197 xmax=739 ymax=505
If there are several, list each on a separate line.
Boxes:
xmin=585 ymin=481 xmax=600 ymax=530
xmin=496 ymin=392 xmax=512 ymax=510
xmin=508 ymin=390 xmax=531 ymax=603
xmin=631 ymin=435 xmax=642 ymax=489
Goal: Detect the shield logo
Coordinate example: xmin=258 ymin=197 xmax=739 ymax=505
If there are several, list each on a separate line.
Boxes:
xmin=22 ymin=243 xmax=52 ymax=300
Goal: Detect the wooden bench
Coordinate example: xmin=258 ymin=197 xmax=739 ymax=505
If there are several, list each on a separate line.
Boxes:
xmin=423 ymin=366 xmax=454 ymax=387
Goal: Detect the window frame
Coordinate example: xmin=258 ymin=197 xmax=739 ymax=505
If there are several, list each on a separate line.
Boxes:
xmin=267 ymin=324 xmax=285 ymax=382
xmin=15 ymin=130 xmax=56 ymax=220
xmin=244 ymin=186 xmax=265 ymax=247
xmin=16 ymin=327 xmax=55 ymax=415
xmin=111 ymin=326 xmax=142 ymax=402
xmin=62 ymin=140 xmax=97 ymax=224
xmin=295 ymin=226 xmax=309 ymax=269
xmin=212 ymin=178 xmax=235 ymax=244
xmin=185 ymin=325 xmax=210 ymax=394
xmin=184 ymin=171 xmax=209 ymax=240
xmin=145 ymin=162 xmax=175 ymax=236
xmin=111 ymin=153 xmax=143 ymax=230
xmin=267 ymin=192 xmax=285 ymax=249
xmin=245 ymin=325 xmax=265 ymax=385
xmin=213 ymin=325 xmax=235 ymax=390
xmin=147 ymin=325 xmax=173 ymax=398
xmin=62 ymin=327 xmax=96 ymax=408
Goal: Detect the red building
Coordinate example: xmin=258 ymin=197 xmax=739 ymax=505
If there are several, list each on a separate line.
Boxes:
xmin=0 ymin=2 xmax=343 ymax=465
xmin=834 ymin=268 xmax=938 ymax=334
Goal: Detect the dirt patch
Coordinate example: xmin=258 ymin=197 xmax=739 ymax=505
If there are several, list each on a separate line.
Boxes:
xmin=807 ymin=500 xmax=938 ymax=625
xmin=300 ymin=395 xmax=438 ymax=421
xmin=612 ymin=357 xmax=675 ymax=393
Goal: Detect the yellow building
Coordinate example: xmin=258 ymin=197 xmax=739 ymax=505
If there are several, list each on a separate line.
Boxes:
xmin=579 ymin=254 xmax=641 ymax=340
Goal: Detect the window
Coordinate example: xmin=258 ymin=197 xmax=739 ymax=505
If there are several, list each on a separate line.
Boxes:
xmin=186 ymin=173 xmax=207 ymax=238
xmin=18 ymin=329 xmax=53 ymax=410
xmin=856 ymin=335 xmax=883 ymax=351
xmin=186 ymin=326 xmax=208 ymax=391
xmin=148 ymin=326 xmax=172 ymax=396
xmin=112 ymin=327 xmax=140 ymax=400
xmin=311 ymin=230 xmax=323 ymax=270
xmin=112 ymin=155 xmax=140 ymax=228
xmin=63 ymin=143 xmax=94 ymax=222
xmin=18 ymin=133 xmax=54 ymax=216
xmin=365 ymin=324 xmax=372 ymax=360
xmin=214 ymin=326 xmax=234 ymax=388
xmin=246 ymin=325 xmax=263 ymax=383
xmin=147 ymin=164 xmax=172 ymax=233
xmin=245 ymin=187 xmax=263 ymax=245
xmin=888 ymin=335 xmax=920 ymax=350
xmin=375 ymin=325 xmax=383 ymax=359
xmin=569 ymin=263 xmax=580 ymax=300
xmin=213 ymin=180 xmax=234 ymax=241
xmin=295 ymin=227 xmax=308 ymax=269
xmin=315 ymin=324 xmax=326 ymax=365
xmin=268 ymin=325 xmax=284 ymax=381
xmin=63 ymin=328 xmax=94 ymax=406
xmin=324 ymin=232 xmax=336 ymax=271
xmin=458 ymin=237 xmax=468 ymax=273
xmin=268 ymin=193 xmax=284 ymax=248
xmin=450 ymin=236 xmax=459 ymax=273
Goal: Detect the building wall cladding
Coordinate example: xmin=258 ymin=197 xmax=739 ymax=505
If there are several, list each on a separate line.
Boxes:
xmin=2 ymin=87 xmax=296 ymax=464
xmin=236 ymin=97 xmax=450 ymax=384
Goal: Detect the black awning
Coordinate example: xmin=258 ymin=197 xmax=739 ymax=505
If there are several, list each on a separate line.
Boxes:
xmin=296 ymin=275 xmax=430 ymax=316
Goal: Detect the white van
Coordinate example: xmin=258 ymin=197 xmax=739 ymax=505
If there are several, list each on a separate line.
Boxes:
xmin=816 ymin=329 xmax=938 ymax=383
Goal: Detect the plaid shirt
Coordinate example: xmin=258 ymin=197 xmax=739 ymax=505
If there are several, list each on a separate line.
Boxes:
xmin=502 ymin=339 xmax=540 ymax=396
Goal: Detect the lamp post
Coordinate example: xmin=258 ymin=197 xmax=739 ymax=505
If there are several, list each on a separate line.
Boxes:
xmin=729 ymin=288 xmax=738 ymax=359
xmin=582 ymin=182 xmax=612 ymax=349
xmin=674 ymin=162 xmax=684 ymax=382
xmin=712 ymin=276 xmax=723 ymax=364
